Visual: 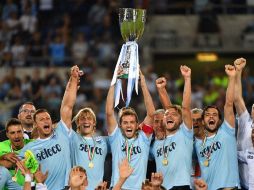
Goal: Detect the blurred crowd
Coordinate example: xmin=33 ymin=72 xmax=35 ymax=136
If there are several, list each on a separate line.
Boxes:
xmin=1 ymin=0 xmax=254 ymax=130
xmin=153 ymin=0 xmax=254 ymax=14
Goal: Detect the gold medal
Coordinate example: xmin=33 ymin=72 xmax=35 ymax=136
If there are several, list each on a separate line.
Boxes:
xmin=203 ymin=159 xmax=209 ymax=167
xmin=88 ymin=162 xmax=94 ymax=168
xmin=12 ymin=176 xmax=17 ymax=182
xmin=162 ymin=158 xmax=168 ymax=166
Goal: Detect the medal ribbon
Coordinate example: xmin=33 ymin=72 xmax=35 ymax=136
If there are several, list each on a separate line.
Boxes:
xmin=125 ymin=140 xmax=134 ymax=162
xmin=201 ymin=131 xmax=217 ymax=161
xmin=162 ymin=138 xmax=168 ymax=159
xmin=162 ymin=137 xmax=169 ymax=160
xmin=83 ymin=137 xmax=96 ymax=162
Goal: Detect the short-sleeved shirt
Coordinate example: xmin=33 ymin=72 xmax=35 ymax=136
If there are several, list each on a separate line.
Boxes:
xmin=19 ymin=120 xmax=72 ymax=190
xmin=109 ymin=127 xmax=152 ymax=190
xmin=0 ymin=139 xmax=33 ymax=186
xmin=195 ymin=121 xmax=240 ymax=190
xmin=70 ymin=131 xmax=109 ymax=190
xmin=151 ymin=123 xmax=193 ymax=189
xmin=0 ymin=166 xmax=22 ymax=190
xmin=238 ymin=148 xmax=254 ymax=190
xmin=237 ymin=110 xmax=253 ymax=189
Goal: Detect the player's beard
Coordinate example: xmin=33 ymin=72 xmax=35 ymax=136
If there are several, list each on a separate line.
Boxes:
xmin=165 ymin=123 xmax=179 ymax=135
xmin=205 ymin=125 xmax=219 ymax=133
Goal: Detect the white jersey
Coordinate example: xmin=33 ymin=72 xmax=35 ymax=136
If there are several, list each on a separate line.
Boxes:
xmin=237 ymin=110 xmax=253 ymax=189
xmin=238 ymin=148 xmax=254 ymax=190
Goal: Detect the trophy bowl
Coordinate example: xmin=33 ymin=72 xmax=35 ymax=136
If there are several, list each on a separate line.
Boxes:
xmin=119 ymin=8 xmax=146 ymax=42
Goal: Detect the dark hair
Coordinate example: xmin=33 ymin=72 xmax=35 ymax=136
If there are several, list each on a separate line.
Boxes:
xmin=33 ymin=109 xmax=50 ymax=122
xmin=19 ymin=102 xmax=35 ymax=113
xmin=202 ymin=105 xmax=222 ymax=120
xmin=5 ymin=118 xmax=22 ymax=132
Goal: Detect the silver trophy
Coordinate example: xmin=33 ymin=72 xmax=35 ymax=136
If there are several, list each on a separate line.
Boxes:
xmin=111 ymin=8 xmax=146 ymax=107
xmin=117 ymin=8 xmax=146 ymax=79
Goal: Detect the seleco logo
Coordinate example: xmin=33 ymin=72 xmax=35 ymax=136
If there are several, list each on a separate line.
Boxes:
xmin=36 ymin=144 xmax=62 ymax=161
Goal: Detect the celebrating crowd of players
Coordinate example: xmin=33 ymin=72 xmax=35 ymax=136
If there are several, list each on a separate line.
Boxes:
xmin=0 ymin=58 xmax=253 ymax=190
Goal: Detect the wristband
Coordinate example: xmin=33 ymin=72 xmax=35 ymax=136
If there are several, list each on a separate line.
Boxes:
xmin=25 ymin=174 xmax=32 ymax=182
xmin=142 ymin=124 xmax=154 ymax=134
xmin=36 ymin=183 xmax=48 ymax=190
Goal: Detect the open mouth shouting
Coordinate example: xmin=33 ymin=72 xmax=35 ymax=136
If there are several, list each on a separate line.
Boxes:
xmin=43 ymin=124 xmax=51 ymax=132
xmin=13 ymin=139 xmax=21 ymax=143
xmin=125 ymin=128 xmax=133 ymax=136
xmin=81 ymin=124 xmax=91 ymax=129
xmin=166 ymin=119 xmax=175 ymax=127
xmin=208 ymin=120 xmax=215 ymax=127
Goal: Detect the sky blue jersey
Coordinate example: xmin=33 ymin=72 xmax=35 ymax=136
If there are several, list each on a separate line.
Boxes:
xmin=151 ymin=123 xmax=193 ymax=189
xmin=109 ymin=127 xmax=152 ymax=190
xmin=19 ymin=120 xmax=72 ymax=190
xmin=195 ymin=121 xmax=240 ymax=190
xmin=0 ymin=166 xmax=22 ymax=190
xmin=70 ymin=130 xmax=109 ymax=190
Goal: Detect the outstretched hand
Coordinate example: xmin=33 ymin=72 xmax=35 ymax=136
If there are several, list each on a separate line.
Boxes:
xmin=70 ymin=65 xmax=84 ymax=89
xmin=16 ymin=160 xmax=29 ymax=175
xmin=151 ymin=172 xmax=163 ymax=187
xmin=156 ymin=77 xmax=167 ymax=89
xmin=71 ymin=65 xmax=83 ymax=78
xmin=180 ymin=65 xmax=191 ymax=78
xmin=1 ymin=152 xmax=20 ymax=164
xmin=34 ymin=165 xmax=48 ymax=183
xmin=95 ymin=181 xmax=107 ymax=190
xmin=194 ymin=178 xmax=208 ymax=190
xmin=234 ymin=57 xmax=246 ymax=71
xmin=225 ymin=64 xmax=236 ymax=77
xmin=69 ymin=167 xmax=87 ymax=188
xmin=119 ymin=158 xmax=134 ymax=179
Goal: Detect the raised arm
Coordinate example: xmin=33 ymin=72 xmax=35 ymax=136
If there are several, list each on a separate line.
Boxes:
xmin=60 ymin=65 xmax=83 ymax=128
xmin=156 ymin=77 xmax=172 ymax=109
xmin=234 ymin=58 xmax=247 ymax=116
xmin=106 ymin=85 xmax=117 ymax=135
xmin=180 ymin=65 xmax=192 ymax=129
xmin=224 ymin=64 xmax=236 ymax=128
xmin=140 ymin=71 xmax=155 ymax=130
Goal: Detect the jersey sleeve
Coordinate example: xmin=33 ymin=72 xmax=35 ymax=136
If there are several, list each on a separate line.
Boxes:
xmin=4 ymin=167 xmax=23 ymax=190
xmin=0 ymin=141 xmax=10 ymax=157
xmin=238 ymin=110 xmax=250 ymax=131
xmin=55 ymin=120 xmax=72 ymax=138
xmin=237 ymin=110 xmax=252 ymax=144
xmin=139 ymin=130 xmax=152 ymax=146
xmin=18 ymin=144 xmax=29 ymax=159
xmin=180 ymin=122 xmax=193 ymax=139
xmin=221 ymin=120 xmax=235 ymax=136
xmin=237 ymin=150 xmax=247 ymax=164
xmin=108 ymin=126 xmax=121 ymax=145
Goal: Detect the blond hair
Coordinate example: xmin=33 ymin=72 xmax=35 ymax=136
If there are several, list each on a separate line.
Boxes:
xmin=73 ymin=108 xmax=96 ymax=132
